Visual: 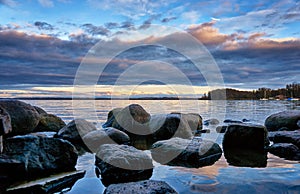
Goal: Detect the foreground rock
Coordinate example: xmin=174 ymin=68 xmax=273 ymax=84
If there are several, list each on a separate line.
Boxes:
xmin=83 ymin=127 xmax=130 ymax=153
xmin=268 ymin=143 xmax=300 ymax=160
xmin=0 ymin=155 xmax=25 ymax=181
xmin=149 ymin=114 xmax=194 ymax=142
xmin=95 ymin=144 xmax=153 ymax=186
xmin=6 ymin=171 xmax=85 ymax=194
xmin=104 ymin=180 xmax=177 ymax=194
xmin=0 ymin=106 xmax=12 ymax=152
xmin=3 ymin=135 xmax=78 ymax=176
xmin=34 ymin=114 xmax=66 ymax=133
xmin=0 ymin=100 xmax=40 ymax=136
xmin=223 ymin=148 xmax=267 ymax=167
xmin=265 ymin=110 xmax=300 ymax=131
xmin=203 ymin=118 xmax=219 ymax=126
xmin=269 ymin=130 xmax=300 ymax=148
xmin=151 ymin=137 xmax=222 ymax=168
xmin=216 ymin=125 xmax=227 ymax=133
xmin=56 ymin=119 xmax=97 ymax=146
xmin=223 ymin=124 xmax=269 ymax=150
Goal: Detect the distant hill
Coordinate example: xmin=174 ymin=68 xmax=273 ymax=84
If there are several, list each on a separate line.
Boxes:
xmin=208 ymin=88 xmax=255 ymax=100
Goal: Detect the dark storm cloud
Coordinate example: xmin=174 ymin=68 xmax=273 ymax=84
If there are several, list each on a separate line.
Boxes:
xmin=34 ymin=21 xmax=54 ymax=30
xmin=81 ymin=23 xmax=110 ymax=36
xmin=161 ymin=16 xmax=177 ymax=23
xmin=0 ymin=30 xmax=93 ymax=85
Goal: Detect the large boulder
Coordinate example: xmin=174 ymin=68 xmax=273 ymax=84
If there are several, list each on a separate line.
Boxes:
xmin=223 ymin=124 xmax=269 ymax=150
xmin=95 ymin=144 xmax=153 ymax=186
xmin=265 ymin=111 xmax=300 ymax=131
xmin=83 ymin=127 xmax=130 ymax=153
xmin=0 ymin=100 xmax=40 ymax=136
xmin=56 ymin=119 xmax=97 ymax=146
xmin=112 ymin=104 xmax=151 ymax=149
xmin=149 ymin=114 xmax=193 ymax=142
xmin=151 ymin=137 xmax=222 ymax=168
xmin=33 ymin=114 xmax=66 ymax=133
xmin=33 ymin=106 xmax=47 ymax=115
xmin=104 ymin=180 xmax=177 ymax=194
xmin=3 ymin=135 xmax=78 ymax=176
xmin=171 ymin=112 xmax=203 ymax=132
xmin=270 ymin=130 xmax=300 ymax=148
xmin=268 ymin=143 xmax=300 ymax=160
xmin=0 ymin=106 xmax=12 ymax=136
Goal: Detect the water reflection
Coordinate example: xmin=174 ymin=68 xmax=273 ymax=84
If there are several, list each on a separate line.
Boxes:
xmin=224 ymin=148 xmax=267 ymax=167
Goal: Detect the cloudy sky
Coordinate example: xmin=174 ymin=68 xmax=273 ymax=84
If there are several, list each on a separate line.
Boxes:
xmin=0 ymin=0 xmax=299 ymax=98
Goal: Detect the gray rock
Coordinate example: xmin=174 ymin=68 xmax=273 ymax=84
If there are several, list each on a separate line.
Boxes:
xmin=204 ymin=118 xmax=219 ymax=126
xmin=3 ymin=135 xmax=78 ymax=176
xmin=224 ymin=119 xmax=243 ymax=123
xmin=83 ymin=127 xmax=130 ymax=153
xmin=223 ymin=124 xmax=269 ymax=150
xmin=34 ymin=114 xmax=66 ymax=133
xmin=95 ymin=144 xmax=153 ymax=186
xmin=151 ymin=137 xmax=222 ymax=168
xmin=0 ymin=100 xmax=40 ymax=136
xmin=112 ymin=104 xmax=151 ymax=133
xmin=150 ymin=114 xmax=193 ymax=142
xmin=56 ymin=119 xmax=97 ymax=145
xmin=33 ymin=106 xmax=47 ymax=115
xmin=268 ymin=143 xmax=300 ymax=160
xmin=0 ymin=106 xmax=12 ymax=136
xmin=102 ymin=108 xmax=122 ymax=128
xmin=171 ymin=112 xmax=203 ymax=132
xmin=271 ymin=130 xmax=300 ymax=148
xmin=104 ymin=180 xmax=178 ymax=194
xmin=265 ymin=110 xmax=300 ymax=131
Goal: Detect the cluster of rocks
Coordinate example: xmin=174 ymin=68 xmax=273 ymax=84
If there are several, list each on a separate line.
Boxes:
xmin=0 ymin=100 xmax=80 ymax=193
xmin=1 ymin=99 xmax=299 ymax=193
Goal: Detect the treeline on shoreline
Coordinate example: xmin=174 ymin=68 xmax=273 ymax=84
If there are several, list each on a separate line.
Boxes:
xmin=203 ymin=83 xmax=300 ymax=100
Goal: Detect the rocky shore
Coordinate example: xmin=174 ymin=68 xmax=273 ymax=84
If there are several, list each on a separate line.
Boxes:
xmin=0 ymin=100 xmax=299 ymax=193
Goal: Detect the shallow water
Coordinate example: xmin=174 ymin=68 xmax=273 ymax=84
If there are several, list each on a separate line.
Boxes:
xmin=24 ymin=100 xmax=300 ymax=194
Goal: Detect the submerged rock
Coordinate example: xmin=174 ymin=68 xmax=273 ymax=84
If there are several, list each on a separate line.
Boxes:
xmin=56 ymin=119 xmax=97 ymax=146
xmin=95 ymin=144 xmax=153 ymax=186
xmin=34 ymin=114 xmax=66 ymax=133
xmin=203 ymin=118 xmax=219 ymax=126
xmin=83 ymin=127 xmax=130 ymax=153
xmin=223 ymin=119 xmax=243 ymax=124
xmin=268 ymin=143 xmax=300 ymax=160
xmin=223 ymin=124 xmax=269 ymax=150
xmin=265 ymin=110 xmax=300 ymax=131
xmin=104 ymin=180 xmax=178 ymax=194
xmin=151 ymin=137 xmax=222 ymax=168
xmin=0 ymin=100 xmax=40 ymax=136
xmin=3 ymin=135 xmax=78 ymax=176
xmin=223 ymin=148 xmax=267 ymax=167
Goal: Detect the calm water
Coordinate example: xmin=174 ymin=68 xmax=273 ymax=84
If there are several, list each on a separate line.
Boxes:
xmin=24 ymin=100 xmax=300 ymax=194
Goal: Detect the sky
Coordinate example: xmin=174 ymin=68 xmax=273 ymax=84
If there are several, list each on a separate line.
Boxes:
xmin=0 ymin=0 xmax=299 ymax=98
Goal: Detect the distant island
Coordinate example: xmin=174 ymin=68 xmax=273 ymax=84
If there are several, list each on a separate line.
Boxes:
xmin=202 ymin=82 xmax=300 ymax=100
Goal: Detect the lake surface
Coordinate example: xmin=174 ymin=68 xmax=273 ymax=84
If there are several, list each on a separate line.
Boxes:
xmin=24 ymin=100 xmax=300 ymax=194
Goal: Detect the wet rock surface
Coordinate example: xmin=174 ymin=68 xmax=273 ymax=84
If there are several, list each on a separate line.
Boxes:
xmin=224 ymin=148 xmax=267 ymax=167
xmin=104 ymin=180 xmax=178 ymax=194
xmin=83 ymin=127 xmax=130 ymax=153
xmin=33 ymin=113 xmax=66 ymax=133
xmin=0 ymin=100 xmax=40 ymax=136
xmin=56 ymin=119 xmax=97 ymax=146
xmin=265 ymin=110 xmax=300 ymax=131
xmin=151 ymin=137 xmax=222 ymax=168
xmin=3 ymin=134 xmax=78 ymax=176
xmin=268 ymin=143 xmax=300 ymax=160
xmin=223 ymin=123 xmax=269 ymax=150
xmin=95 ymin=144 xmax=153 ymax=186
